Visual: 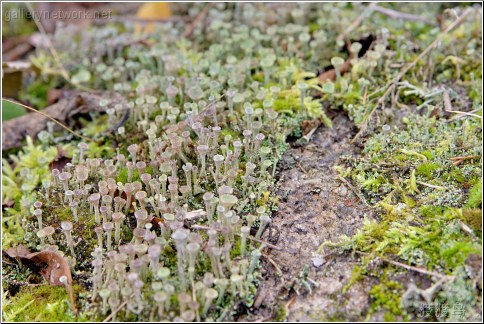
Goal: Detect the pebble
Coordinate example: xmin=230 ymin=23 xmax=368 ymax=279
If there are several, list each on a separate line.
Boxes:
xmin=312 ymin=255 xmax=325 ymax=268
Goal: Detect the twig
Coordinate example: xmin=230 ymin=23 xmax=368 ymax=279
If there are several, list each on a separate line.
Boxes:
xmin=2 ymin=98 xmax=93 ymax=142
xmin=447 ymin=110 xmax=482 ymax=119
xmin=285 ymin=294 xmax=298 ymax=312
xmin=103 ymin=300 xmax=128 ymax=322
xmin=356 ymin=251 xmax=452 ymax=280
xmin=373 ymin=5 xmax=436 ymax=25
xmin=302 ymin=125 xmax=319 ymax=143
xmin=449 ymin=108 xmax=482 ymax=121
xmin=444 ymin=91 xmax=482 ymax=119
xmin=450 ymin=155 xmax=480 ymax=166
xmin=337 ymin=3 xmax=378 ymax=42
xmin=182 ymin=3 xmax=214 ymax=38
xmin=25 ymin=3 xmax=93 ymax=92
xmin=352 ymin=8 xmax=473 ymax=142
xmin=337 ymin=175 xmax=368 ymax=206
xmin=416 ymin=180 xmax=447 ymax=190
xmin=190 ymin=224 xmax=282 ymax=251
xmin=262 ymin=253 xmax=283 ymax=276
xmin=295 ymin=159 xmax=308 ymax=174
xmin=25 ymin=3 xmax=69 ymax=81
xmin=459 ymin=221 xmax=478 ymax=241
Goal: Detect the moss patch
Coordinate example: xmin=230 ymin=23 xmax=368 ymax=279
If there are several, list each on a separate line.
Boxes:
xmin=2 ymin=285 xmax=85 ymax=322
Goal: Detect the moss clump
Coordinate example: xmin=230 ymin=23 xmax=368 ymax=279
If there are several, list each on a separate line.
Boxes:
xmin=368 ymin=275 xmax=405 ymax=321
xmin=466 ymin=178 xmax=482 ymax=208
xmin=342 ymin=264 xmax=364 ymax=294
xmin=273 ymin=303 xmax=287 ymax=321
xmin=2 ymin=285 xmax=84 ymax=322
xmin=460 ymin=208 xmax=482 ymax=237
xmin=415 ymin=162 xmax=440 ymax=179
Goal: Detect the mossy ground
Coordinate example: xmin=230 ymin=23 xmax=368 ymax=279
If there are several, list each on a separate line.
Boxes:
xmin=2 ymin=2 xmax=482 ymax=322
xmin=2 ymin=285 xmax=87 ymax=322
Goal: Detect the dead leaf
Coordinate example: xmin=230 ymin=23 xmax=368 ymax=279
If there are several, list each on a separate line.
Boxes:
xmin=6 ymin=245 xmax=31 ymax=258
xmin=151 ymin=216 xmax=165 ymax=229
xmin=2 ymin=199 xmax=15 ymax=210
xmin=50 ymin=145 xmax=72 ymax=171
xmin=47 ymin=89 xmax=80 ymax=106
xmin=318 ymin=59 xmax=353 ymax=83
xmin=135 ymin=2 xmax=172 ymax=34
xmin=2 ymin=92 xmax=128 ymax=150
xmin=5 ymin=245 xmax=77 ymax=313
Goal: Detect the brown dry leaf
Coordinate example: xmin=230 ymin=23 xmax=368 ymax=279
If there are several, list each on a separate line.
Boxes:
xmin=151 ymin=216 xmax=165 ymax=229
xmin=2 ymin=199 xmax=15 ymax=210
xmin=5 ymin=244 xmax=31 ymax=258
xmin=5 ymin=245 xmax=77 ymax=313
xmin=50 ymin=145 xmax=72 ymax=171
xmin=135 ymin=2 xmax=172 ymax=34
xmin=318 ymin=59 xmax=353 ymax=83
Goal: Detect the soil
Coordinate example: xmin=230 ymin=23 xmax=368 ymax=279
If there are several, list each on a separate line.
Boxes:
xmin=248 ymin=112 xmax=377 ymax=321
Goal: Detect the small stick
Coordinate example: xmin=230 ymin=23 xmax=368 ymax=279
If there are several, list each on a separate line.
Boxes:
xmin=337 ymin=175 xmax=368 ymax=206
xmin=285 ymin=294 xmax=298 ymax=310
xmin=2 ymin=98 xmax=93 ymax=142
xmin=183 ymin=3 xmax=214 ymax=38
xmin=459 ymin=221 xmax=478 ymax=241
xmin=450 ymin=155 xmax=480 ymax=166
xmin=447 ymin=110 xmax=482 ymax=119
xmin=295 ymin=159 xmax=308 ymax=174
xmin=337 ymin=3 xmax=378 ymax=42
xmin=444 ymin=91 xmax=482 ymax=119
xmin=416 ymin=180 xmax=447 ymax=190
xmin=190 ymin=224 xmax=282 ymax=251
xmin=373 ymin=5 xmax=436 ymax=25
xmin=356 ymin=251 xmax=453 ymax=280
xmin=302 ymin=125 xmax=319 ymax=143
xmin=262 ymin=253 xmax=283 ymax=276
xmin=103 ymin=300 xmax=128 ymax=322
xmin=352 ymin=8 xmax=473 ymax=142
xmin=450 ymin=155 xmax=480 ymax=161
xmin=25 ymin=3 xmax=69 ymax=81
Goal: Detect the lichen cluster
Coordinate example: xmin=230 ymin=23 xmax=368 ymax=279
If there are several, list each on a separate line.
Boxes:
xmin=2 ymin=3 xmax=336 ymax=321
xmin=2 ymin=2 xmax=482 ymax=322
xmin=319 ymin=5 xmax=483 ymax=320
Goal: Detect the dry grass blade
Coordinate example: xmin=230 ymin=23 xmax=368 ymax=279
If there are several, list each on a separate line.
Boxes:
xmin=352 ymin=8 xmax=474 ymax=142
xmin=2 ymin=98 xmax=93 ymax=142
xmin=25 ymin=2 xmax=70 ymax=81
xmin=356 ymin=251 xmax=453 ymax=280
xmin=183 ymin=3 xmax=214 ymax=38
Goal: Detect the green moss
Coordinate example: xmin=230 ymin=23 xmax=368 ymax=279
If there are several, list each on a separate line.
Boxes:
xmin=229 ymin=239 xmax=242 ymax=259
xmin=369 ymin=275 xmax=404 ymax=319
xmin=440 ymin=240 xmax=480 ymax=269
xmin=116 ymin=167 xmax=129 ymax=183
xmin=415 ymin=162 xmax=440 ymax=179
xmin=419 ymin=205 xmax=444 ymax=218
xmin=273 ymin=303 xmax=287 ymax=321
xmin=273 ymin=97 xmax=299 ymax=115
xmin=52 ymin=206 xmax=74 ymax=222
xmin=460 ymin=208 xmax=482 ymax=236
xmin=466 ymin=178 xmax=482 ymax=208
xmin=444 ymin=168 xmax=466 ymax=184
xmin=2 ymin=285 xmax=85 ymax=322
xmin=342 ymin=265 xmax=364 ymax=294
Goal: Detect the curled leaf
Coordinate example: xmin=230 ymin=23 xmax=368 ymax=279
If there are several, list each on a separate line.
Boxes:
xmin=5 ymin=245 xmax=76 ymax=314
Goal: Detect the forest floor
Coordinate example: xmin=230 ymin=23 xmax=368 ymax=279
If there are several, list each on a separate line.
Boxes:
xmin=2 ymin=2 xmax=482 ymax=322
